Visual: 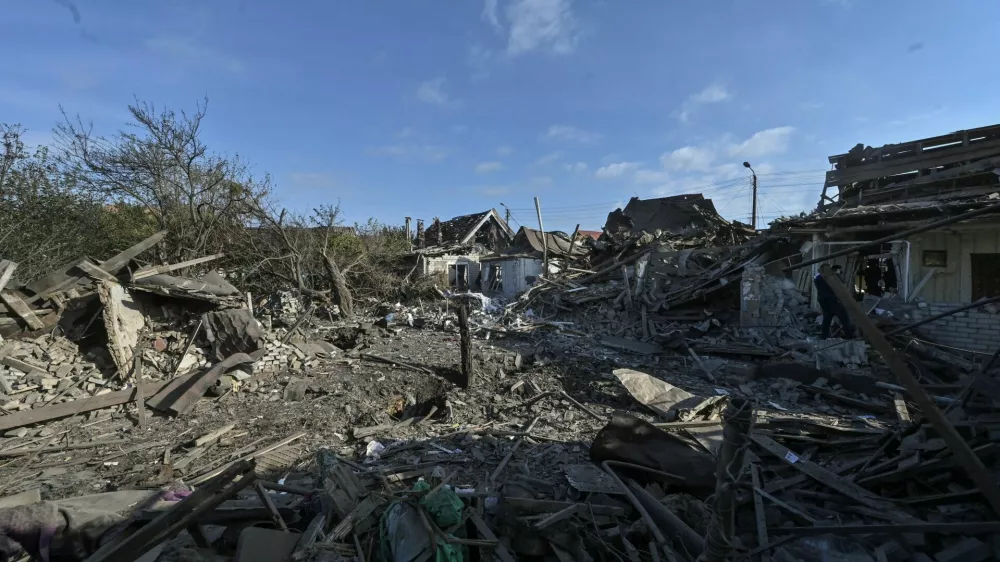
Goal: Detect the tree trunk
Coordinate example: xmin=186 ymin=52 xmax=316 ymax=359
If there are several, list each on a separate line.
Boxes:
xmin=323 ymin=256 xmax=354 ymax=319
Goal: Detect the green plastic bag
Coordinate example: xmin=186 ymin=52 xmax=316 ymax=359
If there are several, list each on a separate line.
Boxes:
xmin=379 ymin=481 xmax=465 ymax=562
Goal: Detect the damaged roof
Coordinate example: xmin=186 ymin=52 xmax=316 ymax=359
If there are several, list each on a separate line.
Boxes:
xmin=514 ymin=227 xmax=590 ymax=257
xmin=424 ymin=208 xmax=514 ymax=246
xmin=772 ymin=122 xmax=1000 ymax=230
xmin=604 ymin=194 xmax=732 ymax=236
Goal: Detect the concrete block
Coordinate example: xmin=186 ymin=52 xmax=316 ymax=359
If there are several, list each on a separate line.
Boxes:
xmin=234 ymin=527 xmax=299 ymax=562
xmin=934 ymin=537 xmax=990 ymax=562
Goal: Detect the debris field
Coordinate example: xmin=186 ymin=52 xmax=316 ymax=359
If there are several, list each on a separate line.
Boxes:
xmin=1 ymin=127 xmax=1000 ymax=561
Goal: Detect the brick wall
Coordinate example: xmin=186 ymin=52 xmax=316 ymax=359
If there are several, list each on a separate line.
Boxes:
xmin=872 ymin=299 xmax=1000 ymax=354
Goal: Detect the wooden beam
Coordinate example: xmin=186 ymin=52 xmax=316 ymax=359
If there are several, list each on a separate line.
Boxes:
xmin=0 ymin=291 xmax=45 ymax=330
xmin=824 ymin=137 xmax=1000 ymax=188
xmin=0 ymin=260 xmax=16 ymax=292
xmin=0 ymin=374 xmax=193 ymax=432
xmin=819 ymin=264 xmax=1000 ymax=517
xmin=133 ymin=253 xmax=225 ymax=280
xmin=906 ymin=269 xmax=938 ymax=302
xmin=77 ymin=260 xmax=118 ymax=283
xmin=768 ymin=521 xmax=1000 ymax=538
xmin=750 ymin=434 xmax=908 ymax=517
xmin=99 ymin=230 xmax=168 ymax=274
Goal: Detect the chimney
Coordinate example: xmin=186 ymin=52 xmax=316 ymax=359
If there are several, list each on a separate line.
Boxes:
xmin=416 ymin=219 xmax=425 ymax=249
xmin=404 ymin=217 xmax=412 ymax=251
xmin=434 ymin=217 xmax=443 ymax=246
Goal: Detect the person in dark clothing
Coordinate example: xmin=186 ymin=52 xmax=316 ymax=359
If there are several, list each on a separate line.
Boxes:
xmin=814 ymin=265 xmax=856 ymax=339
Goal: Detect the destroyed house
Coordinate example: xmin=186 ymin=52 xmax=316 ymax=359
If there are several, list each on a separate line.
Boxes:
xmin=771 ymin=123 xmax=1000 ymax=353
xmin=480 ymin=227 xmax=591 ymax=296
xmin=604 ymin=194 xmax=745 ymax=240
xmin=411 ymin=209 xmax=514 ymax=291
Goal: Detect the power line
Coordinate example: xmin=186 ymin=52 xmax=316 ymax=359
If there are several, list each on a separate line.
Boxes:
xmin=718 ymin=182 xmax=751 ymax=213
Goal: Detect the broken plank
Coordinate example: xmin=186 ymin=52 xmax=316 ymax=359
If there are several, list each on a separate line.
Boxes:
xmin=767 ymin=521 xmax=1000 ymax=537
xmin=0 ymin=291 xmax=45 ymax=330
xmin=77 ymin=260 xmax=119 ymax=283
xmin=0 ymin=260 xmax=16 ymax=293
xmin=750 ymin=464 xmax=771 ymax=562
xmin=0 ymin=374 xmax=192 ymax=432
xmin=194 ymin=423 xmax=236 ymax=447
xmin=599 ymin=336 xmax=663 ymax=355
xmin=133 ymin=253 xmax=225 ymax=280
xmin=100 ymin=230 xmax=168 ymax=274
xmin=534 ymin=504 xmax=580 ymax=530
xmin=88 ymin=460 xmax=256 ymax=562
xmin=469 ymin=512 xmax=517 ymax=562
xmin=146 ymin=353 xmax=254 ymax=416
xmin=503 ymin=497 xmax=626 ymax=517
xmin=254 ymin=481 xmax=289 ymax=532
xmin=820 ymin=264 xmax=1000 ymax=518
xmin=328 ymin=496 xmax=380 ymax=543
xmin=750 ymin=433 xmax=909 ymax=517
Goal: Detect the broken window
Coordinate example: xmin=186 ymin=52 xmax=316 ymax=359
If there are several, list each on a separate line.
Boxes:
xmin=487 ymin=264 xmax=503 ymax=292
xmin=971 ymin=253 xmax=1000 ymax=300
xmin=860 ymin=257 xmax=898 ymax=297
xmin=922 ymin=250 xmax=947 ymax=267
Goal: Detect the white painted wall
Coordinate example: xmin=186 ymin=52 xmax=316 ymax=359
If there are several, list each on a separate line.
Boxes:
xmin=485 ymin=257 xmax=543 ymax=296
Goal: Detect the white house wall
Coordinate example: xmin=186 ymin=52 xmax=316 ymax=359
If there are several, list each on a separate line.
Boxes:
xmin=907 ymin=224 xmax=1000 ymax=303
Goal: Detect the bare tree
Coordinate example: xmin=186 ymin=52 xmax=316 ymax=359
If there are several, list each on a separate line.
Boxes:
xmin=55 ymin=99 xmax=270 ymax=263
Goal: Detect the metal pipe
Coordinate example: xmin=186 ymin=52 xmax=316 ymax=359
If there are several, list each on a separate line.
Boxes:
xmin=784 ymin=202 xmax=1000 ymax=272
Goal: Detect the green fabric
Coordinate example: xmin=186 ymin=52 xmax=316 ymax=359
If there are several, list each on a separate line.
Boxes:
xmin=416 ymin=481 xmax=465 ymax=529
xmin=379 ymin=481 xmax=465 ymax=562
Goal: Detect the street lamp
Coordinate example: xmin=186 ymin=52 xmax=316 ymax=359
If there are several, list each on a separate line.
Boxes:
xmin=743 ymin=161 xmax=757 ymax=229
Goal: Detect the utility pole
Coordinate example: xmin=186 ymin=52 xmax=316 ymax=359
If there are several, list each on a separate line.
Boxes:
xmin=743 ymin=161 xmax=758 ymax=229
xmin=500 ymin=203 xmax=511 ymax=227
xmin=534 ymin=197 xmax=548 ymax=276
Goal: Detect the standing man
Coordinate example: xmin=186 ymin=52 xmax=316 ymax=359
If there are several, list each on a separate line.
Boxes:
xmin=814 ymin=265 xmax=856 ymax=339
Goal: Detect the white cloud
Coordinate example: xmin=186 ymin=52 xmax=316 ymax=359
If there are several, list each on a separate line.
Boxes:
xmin=728 ymin=126 xmax=795 ymax=158
xmin=595 ymin=161 xmax=640 ymax=179
xmin=145 ymin=35 xmax=245 ymax=73
xmin=691 ymin=84 xmax=731 ymax=104
xmin=371 ymin=143 xmax=449 ymax=162
xmin=660 ymin=146 xmax=716 ymax=172
xmin=565 ymin=161 xmax=588 ymax=172
xmin=467 ymin=45 xmax=496 ymax=79
xmin=545 ymin=124 xmax=601 ymax=143
xmin=478 ymin=185 xmax=510 ymax=197
xmin=475 ymin=161 xmax=504 ymax=174
xmin=534 ymin=151 xmax=564 ymax=166
xmin=482 ymin=0 xmax=501 ymax=30
xmin=416 ymin=77 xmax=452 ymax=106
xmin=677 ymin=83 xmax=732 ymax=122
xmin=497 ymin=145 xmax=513 ymax=156
xmin=486 ymin=0 xmax=579 ymax=56
xmin=633 ymin=169 xmax=671 ymax=184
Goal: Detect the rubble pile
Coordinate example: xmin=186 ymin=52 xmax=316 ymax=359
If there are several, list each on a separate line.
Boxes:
xmin=0 ymin=181 xmax=999 ymax=561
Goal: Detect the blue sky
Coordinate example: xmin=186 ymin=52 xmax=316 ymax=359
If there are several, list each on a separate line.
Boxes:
xmin=4 ymin=0 xmax=999 ymax=233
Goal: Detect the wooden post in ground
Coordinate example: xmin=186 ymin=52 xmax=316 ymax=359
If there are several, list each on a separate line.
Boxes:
xmin=458 ymin=304 xmax=474 ymax=388
xmin=134 ymin=352 xmax=147 ymax=432
xmin=700 ymin=397 xmax=752 ymax=562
